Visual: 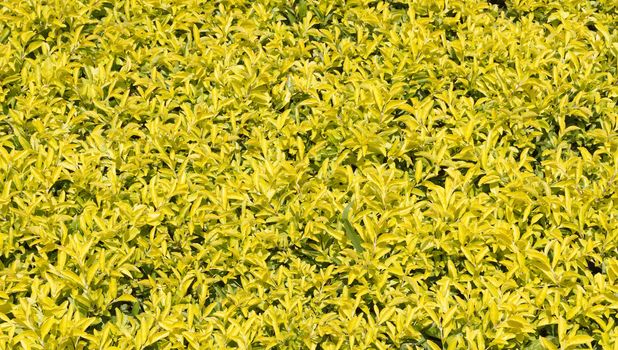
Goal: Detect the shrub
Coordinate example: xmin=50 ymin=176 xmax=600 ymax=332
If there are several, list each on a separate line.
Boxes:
xmin=0 ymin=0 xmax=616 ymax=349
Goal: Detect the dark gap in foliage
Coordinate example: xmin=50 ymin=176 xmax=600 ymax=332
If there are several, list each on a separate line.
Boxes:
xmin=589 ymin=339 xmax=603 ymax=350
xmin=536 ymin=215 xmax=550 ymax=230
xmin=91 ymin=2 xmax=115 ymax=20
xmin=388 ymin=1 xmax=409 ymax=11
xmin=0 ymin=253 xmax=17 ymax=269
xmin=304 ymin=286 xmax=317 ymax=298
xmin=538 ymin=324 xmax=558 ymax=338
xmin=425 ymin=166 xmax=447 ymax=187
xmin=33 ymin=23 xmax=52 ymax=41
xmin=56 ymin=289 xmax=72 ymax=308
xmin=495 ymin=260 xmax=509 ymax=273
xmin=445 ymin=28 xmax=458 ymax=41
xmin=466 ymin=89 xmax=486 ymax=101
xmin=362 ymin=294 xmax=385 ymax=315
xmin=432 ymin=119 xmax=446 ymax=129
xmin=266 ymin=249 xmax=290 ymax=268
xmin=506 ymin=10 xmax=522 ymax=23
xmin=49 ymin=179 xmax=73 ymax=196
xmin=445 ymin=9 xmax=458 ymax=18
xmin=138 ymin=261 xmax=156 ymax=277
xmin=86 ymin=318 xmax=105 ymax=334
xmin=393 ymin=157 xmax=412 ymax=174
xmin=320 ymin=303 xmax=336 ymax=315
xmin=472 ymin=174 xmax=491 ymax=193
xmin=107 ymin=299 xmax=137 ymax=317
xmin=413 ymin=88 xmax=431 ymax=100
xmin=421 ymin=331 xmax=444 ymax=349
xmin=550 ymin=185 xmax=565 ymax=196
xmin=44 ymin=248 xmax=59 ymax=266
xmin=564 ymin=115 xmax=588 ymax=130
xmin=282 ymin=148 xmax=296 ymax=162
xmin=586 ymin=259 xmax=603 ymax=275
xmin=425 ymin=271 xmax=447 ymax=288
xmin=450 ymin=285 xmax=466 ymax=301
xmin=290 ymin=246 xmax=332 ymax=270
xmin=586 ymin=22 xmax=597 ymax=32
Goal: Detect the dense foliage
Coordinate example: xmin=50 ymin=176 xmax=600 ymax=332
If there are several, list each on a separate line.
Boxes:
xmin=0 ymin=0 xmax=617 ymax=349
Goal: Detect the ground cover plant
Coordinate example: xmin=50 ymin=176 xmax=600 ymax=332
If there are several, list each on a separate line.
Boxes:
xmin=0 ymin=0 xmax=617 ymax=349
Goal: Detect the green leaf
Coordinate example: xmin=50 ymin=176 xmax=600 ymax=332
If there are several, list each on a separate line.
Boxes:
xmin=342 ymin=199 xmax=364 ymax=252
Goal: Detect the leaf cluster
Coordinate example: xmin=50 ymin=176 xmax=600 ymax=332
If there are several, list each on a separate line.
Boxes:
xmin=0 ymin=0 xmax=617 ymax=349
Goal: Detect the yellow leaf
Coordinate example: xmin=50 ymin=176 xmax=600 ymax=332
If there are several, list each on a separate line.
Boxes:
xmin=115 ymin=294 xmax=138 ymax=303
xmin=540 ymin=337 xmax=558 ymax=350
xmin=426 ymin=340 xmax=442 ymax=350
xmin=564 ymin=335 xmax=593 ymax=350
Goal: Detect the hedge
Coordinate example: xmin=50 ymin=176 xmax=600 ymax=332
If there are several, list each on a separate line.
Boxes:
xmin=0 ymin=0 xmax=617 ymax=349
